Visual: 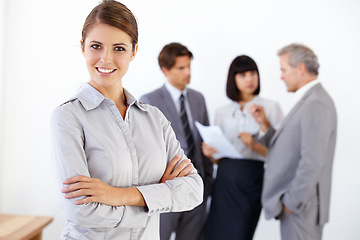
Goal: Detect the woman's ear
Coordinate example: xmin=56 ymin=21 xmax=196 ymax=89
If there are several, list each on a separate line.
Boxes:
xmin=130 ymin=44 xmax=138 ymax=61
xmin=80 ymin=39 xmax=85 ymax=56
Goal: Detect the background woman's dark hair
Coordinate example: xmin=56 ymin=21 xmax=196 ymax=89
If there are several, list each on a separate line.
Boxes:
xmin=226 ymin=55 xmax=260 ymax=102
xmin=82 ymin=0 xmax=138 ymax=51
xmin=158 ymin=42 xmax=193 ymax=70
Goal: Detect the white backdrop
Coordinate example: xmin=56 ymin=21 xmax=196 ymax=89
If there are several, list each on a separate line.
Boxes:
xmin=0 ymin=0 xmax=4 ymax=211
xmin=1 ymin=0 xmax=360 ymax=239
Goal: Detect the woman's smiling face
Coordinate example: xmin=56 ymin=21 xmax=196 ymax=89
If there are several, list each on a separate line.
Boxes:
xmin=81 ymin=23 xmax=137 ymax=90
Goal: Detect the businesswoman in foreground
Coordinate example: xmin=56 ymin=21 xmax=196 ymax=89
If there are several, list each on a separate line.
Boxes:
xmin=50 ymin=1 xmax=203 ymax=239
xmin=203 ymin=55 xmax=283 ymax=240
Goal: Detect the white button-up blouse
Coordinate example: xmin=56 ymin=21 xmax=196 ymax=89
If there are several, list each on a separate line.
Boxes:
xmin=215 ymin=96 xmax=284 ymax=161
xmin=51 ymin=83 xmax=203 ymax=240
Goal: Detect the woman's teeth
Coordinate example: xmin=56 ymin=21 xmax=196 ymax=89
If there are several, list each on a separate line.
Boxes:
xmin=97 ymin=68 xmax=115 ymax=73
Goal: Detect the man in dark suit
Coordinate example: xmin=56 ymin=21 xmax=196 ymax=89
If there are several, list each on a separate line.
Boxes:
xmin=140 ymin=42 xmax=213 ymax=240
xmin=250 ymin=43 xmax=337 ymax=240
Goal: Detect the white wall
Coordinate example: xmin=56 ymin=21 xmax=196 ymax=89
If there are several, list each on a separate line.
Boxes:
xmin=1 ymin=0 xmax=359 ymax=239
xmin=0 ymin=0 xmax=4 ymax=207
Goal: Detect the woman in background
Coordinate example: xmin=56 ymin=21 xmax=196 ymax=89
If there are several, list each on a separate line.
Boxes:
xmin=50 ymin=1 xmax=203 ymax=239
xmin=203 ymin=55 xmax=283 ymax=240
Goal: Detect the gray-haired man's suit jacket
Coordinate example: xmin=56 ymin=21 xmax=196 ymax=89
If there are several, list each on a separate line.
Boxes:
xmin=260 ymin=83 xmax=337 ymax=227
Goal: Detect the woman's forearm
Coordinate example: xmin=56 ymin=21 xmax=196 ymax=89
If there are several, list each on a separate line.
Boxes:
xmin=117 ymin=187 xmax=146 ymax=207
xmin=252 ymin=143 xmax=268 ymax=157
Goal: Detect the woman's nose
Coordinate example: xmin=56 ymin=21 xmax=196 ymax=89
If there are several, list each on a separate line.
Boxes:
xmin=100 ymin=50 xmax=113 ymax=64
xmin=245 ymin=75 xmax=252 ymax=82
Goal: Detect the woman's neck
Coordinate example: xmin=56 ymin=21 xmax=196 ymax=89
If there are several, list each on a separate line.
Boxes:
xmin=238 ymin=94 xmax=255 ymax=111
xmin=89 ymin=81 xmax=127 ymax=118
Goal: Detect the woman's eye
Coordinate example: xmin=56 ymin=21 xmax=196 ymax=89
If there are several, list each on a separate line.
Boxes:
xmin=91 ymin=44 xmax=101 ymax=50
xmin=114 ymin=46 xmax=125 ymax=51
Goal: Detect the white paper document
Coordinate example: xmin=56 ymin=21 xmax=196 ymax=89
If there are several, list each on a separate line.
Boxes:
xmin=195 ymin=121 xmax=243 ymax=160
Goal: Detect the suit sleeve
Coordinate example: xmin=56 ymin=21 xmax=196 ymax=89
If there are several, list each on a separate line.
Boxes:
xmin=256 ymin=125 xmax=276 ymax=147
xmin=282 ymin=99 xmax=335 ymax=214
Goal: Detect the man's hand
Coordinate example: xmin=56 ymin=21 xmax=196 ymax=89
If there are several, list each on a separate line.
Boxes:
xmin=160 ymin=154 xmax=194 ymax=183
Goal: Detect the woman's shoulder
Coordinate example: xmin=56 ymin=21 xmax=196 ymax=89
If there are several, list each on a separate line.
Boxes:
xmin=216 ymin=101 xmax=236 ymax=113
xmin=137 ymin=101 xmax=160 ymax=113
xmin=54 ymin=97 xmax=82 ymax=111
xmin=137 ymin=101 xmax=172 ymax=131
xmin=137 ymin=101 xmax=168 ymax=120
xmin=254 ymin=96 xmax=284 ymax=124
xmin=254 ymin=96 xmax=280 ymax=108
xmin=51 ymin=97 xmax=83 ymax=122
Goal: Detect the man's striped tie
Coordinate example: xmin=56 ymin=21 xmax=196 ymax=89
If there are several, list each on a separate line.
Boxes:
xmin=179 ymin=94 xmax=195 ymax=160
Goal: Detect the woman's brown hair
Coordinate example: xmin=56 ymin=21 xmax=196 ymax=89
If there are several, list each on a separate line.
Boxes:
xmin=82 ymin=0 xmax=138 ymax=51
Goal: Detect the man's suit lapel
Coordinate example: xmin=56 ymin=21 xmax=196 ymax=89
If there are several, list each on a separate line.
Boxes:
xmin=269 ymin=83 xmax=321 ymax=147
xmin=187 ymin=90 xmax=198 ymax=122
xmin=160 ymin=85 xmax=182 ymax=132
xmin=187 ymin=91 xmax=201 ymax=143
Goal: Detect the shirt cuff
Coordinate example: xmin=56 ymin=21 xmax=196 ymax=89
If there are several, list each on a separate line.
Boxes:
xmin=116 ymin=206 xmax=149 ymax=228
xmin=136 ymin=184 xmax=172 ymax=215
xmin=258 ymin=130 xmax=266 ymax=138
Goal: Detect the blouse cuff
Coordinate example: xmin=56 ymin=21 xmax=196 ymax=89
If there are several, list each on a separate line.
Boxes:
xmin=116 ymin=206 xmax=149 ymax=228
xmin=136 ymin=184 xmax=172 ymax=215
